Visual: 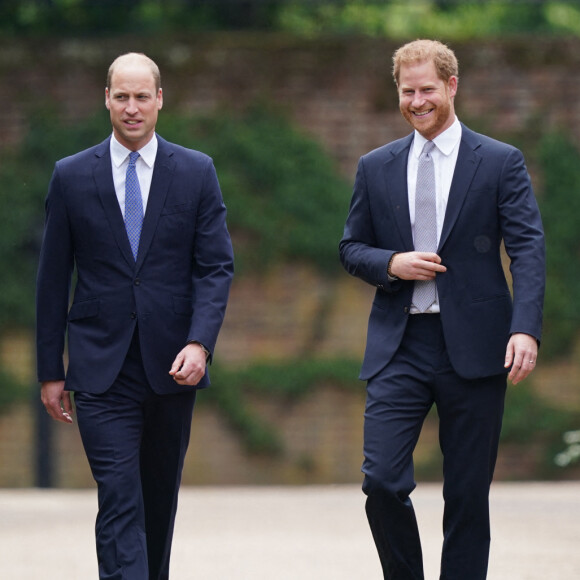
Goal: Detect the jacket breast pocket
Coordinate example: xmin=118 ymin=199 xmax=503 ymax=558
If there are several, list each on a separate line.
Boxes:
xmin=161 ymin=202 xmax=197 ymax=216
xmin=158 ymin=203 xmax=197 ymax=242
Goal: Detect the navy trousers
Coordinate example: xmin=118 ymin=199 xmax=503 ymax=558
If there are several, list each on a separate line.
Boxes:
xmin=75 ymin=331 xmax=196 ymax=580
xmin=362 ymin=314 xmax=506 ymax=580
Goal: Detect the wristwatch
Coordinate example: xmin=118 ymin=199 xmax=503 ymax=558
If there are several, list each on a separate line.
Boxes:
xmin=387 ymin=253 xmax=399 ymax=281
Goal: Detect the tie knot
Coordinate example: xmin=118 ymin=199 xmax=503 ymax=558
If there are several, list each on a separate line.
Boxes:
xmin=128 ymin=151 xmax=140 ymax=166
xmin=421 ymin=141 xmax=436 ymax=158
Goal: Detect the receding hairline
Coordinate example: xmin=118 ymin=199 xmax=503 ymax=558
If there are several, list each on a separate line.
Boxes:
xmin=392 ymin=39 xmax=459 ymax=86
xmin=107 ymin=52 xmax=161 ymax=92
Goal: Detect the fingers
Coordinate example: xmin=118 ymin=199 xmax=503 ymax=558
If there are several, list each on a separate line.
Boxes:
xmin=172 ymin=362 xmax=205 ymax=386
xmin=418 ymin=252 xmax=442 ymax=264
xmin=417 ymin=254 xmax=446 ymax=276
xmin=169 ymin=345 xmax=206 ymax=386
xmin=415 ymin=264 xmax=442 ymax=280
xmin=391 ymin=252 xmax=446 ymax=280
xmin=505 ymin=333 xmax=537 ymax=385
xmin=46 ymin=403 xmax=73 ymax=424
xmin=508 ymin=357 xmax=536 ymax=385
xmin=41 ymin=382 xmax=73 ymax=424
xmin=61 ymin=392 xmax=74 ymax=422
xmin=169 ymin=352 xmax=185 ymax=376
xmin=504 ymin=340 xmax=515 ymax=370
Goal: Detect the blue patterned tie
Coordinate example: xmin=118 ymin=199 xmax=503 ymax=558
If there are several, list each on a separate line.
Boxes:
xmin=125 ymin=151 xmax=143 ymax=261
xmin=412 ymin=141 xmax=437 ymax=312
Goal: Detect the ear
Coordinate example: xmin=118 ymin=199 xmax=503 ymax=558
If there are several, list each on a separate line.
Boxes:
xmin=105 ymin=88 xmax=111 ymax=111
xmin=447 ymin=76 xmax=458 ymax=98
xmin=157 ymin=88 xmax=163 ymax=111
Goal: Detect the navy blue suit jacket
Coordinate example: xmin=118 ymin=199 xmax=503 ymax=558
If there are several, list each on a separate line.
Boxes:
xmin=36 ymin=135 xmax=234 ymax=394
xmin=339 ymin=124 xmax=545 ymax=381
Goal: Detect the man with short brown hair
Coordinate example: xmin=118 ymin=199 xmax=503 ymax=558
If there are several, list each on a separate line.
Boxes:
xmin=340 ymin=39 xmax=545 ymax=579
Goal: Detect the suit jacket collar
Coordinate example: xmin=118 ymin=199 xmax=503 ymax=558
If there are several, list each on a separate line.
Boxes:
xmin=438 ymin=124 xmax=482 ymax=250
xmin=93 ymin=138 xmax=136 ymax=267
xmin=382 ymin=133 xmax=415 ymax=251
xmin=137 ymin=136 xmax=175 ymax=269
xmin=92 ymin=134 xmax=176 ymax=270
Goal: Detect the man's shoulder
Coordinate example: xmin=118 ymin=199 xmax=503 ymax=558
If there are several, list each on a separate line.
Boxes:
xmin=461 ymin=124 xmax=520 ymax=156
xmin=361 ymin=133 xmax=413 ymax=164
xmin=157 ymin=135 xmax=213 ymax=165
xmin=56 ymin=138 xmax=110 ymax=169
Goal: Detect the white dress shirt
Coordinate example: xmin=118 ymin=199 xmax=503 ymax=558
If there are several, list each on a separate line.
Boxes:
xmin=110 ymin=133 xmax=158 ymax=218
xmin=406 ymin=117 xmax=462 ymax=312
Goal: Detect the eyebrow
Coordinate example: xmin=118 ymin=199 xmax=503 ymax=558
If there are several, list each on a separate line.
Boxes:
xmin=110 ymin=89 xmax=154 ymax=97
xmin=400 ymin=83 xmax=437 ymax=92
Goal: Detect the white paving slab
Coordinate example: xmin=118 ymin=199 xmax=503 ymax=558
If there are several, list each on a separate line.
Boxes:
xmin=0 ymin=482 xmax=578 ymax=579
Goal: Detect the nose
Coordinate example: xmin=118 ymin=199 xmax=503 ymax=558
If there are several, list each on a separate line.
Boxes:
xmin=411 ymin=91 xmax=425 ymax=109
xmin=125 ymin=97 xmax=139 ymax=114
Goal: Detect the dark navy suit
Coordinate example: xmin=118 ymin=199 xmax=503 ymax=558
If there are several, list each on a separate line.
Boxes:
xmin=339 ymin=125 xmax=544 ymax=579
xmin=36 ymin=135 xmax=234 ymax=579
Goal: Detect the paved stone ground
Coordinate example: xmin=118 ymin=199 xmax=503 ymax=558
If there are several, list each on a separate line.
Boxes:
xmin=0 ymin=482 xmax=578 ymax=579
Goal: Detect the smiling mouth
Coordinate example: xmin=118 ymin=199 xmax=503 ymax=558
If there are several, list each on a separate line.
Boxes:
xmin=412 ymin=109 xmax=433 ymax=117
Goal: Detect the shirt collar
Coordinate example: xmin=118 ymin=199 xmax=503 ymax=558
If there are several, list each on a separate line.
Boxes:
xmin=412 ymin=117 xmax=462 ymax=158
xmin=110 ymin=133 xmax=158 ymax=169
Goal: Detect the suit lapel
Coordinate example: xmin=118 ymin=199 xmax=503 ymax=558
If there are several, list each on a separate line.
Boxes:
xmin=438 ymin=126 xmax=482 ymax=251
xmin=382 ymin=135 xmax=415 ymax=251
xmin=93 ymin=139 xmax=136 ymax=268
xmin=135 ymin=136 xmax=175 ymax=269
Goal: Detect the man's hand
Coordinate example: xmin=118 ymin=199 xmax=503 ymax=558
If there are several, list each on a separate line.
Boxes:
xmin=390 ymin=251 xmax=447 ymax=280
xmin=505 ymin=333 xmax=538 ymax=385
xmin=169 ymin=343 xmax=207 ymax=386
xmin=41 ymin=381 xmax=73 ymax=424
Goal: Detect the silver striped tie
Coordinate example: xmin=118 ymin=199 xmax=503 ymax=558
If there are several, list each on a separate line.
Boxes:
xmin=412 ymin=141 xmax=437 ymax=312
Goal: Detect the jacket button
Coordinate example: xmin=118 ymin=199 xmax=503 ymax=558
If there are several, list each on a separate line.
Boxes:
xmin=403 ymin=306 xmax=410 ymax=314
xmin=130 ymin=312 xmax=137 ymax=319
xmin=134 ymin=278 xmax=141 ymax=286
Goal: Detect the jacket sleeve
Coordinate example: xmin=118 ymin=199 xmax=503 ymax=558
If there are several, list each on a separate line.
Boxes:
xmin=186 ymin=159 xmax=234 ymax=359
xmin=36 ymin=164 xmax=75 ymax=382
xmin=339 ymin=156 xmax=399 ymax=292
xmin=498 ymin=147 xmax=545 ymax=342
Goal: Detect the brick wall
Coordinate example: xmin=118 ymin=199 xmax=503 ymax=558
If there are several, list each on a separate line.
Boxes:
xmin=4 ymin=35 xmax=580 ymax=175
xmin=1 ymin=34 xmax=580 ymax=486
